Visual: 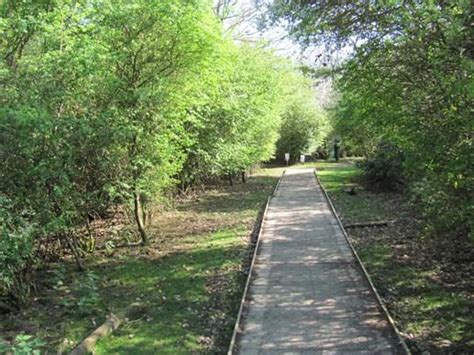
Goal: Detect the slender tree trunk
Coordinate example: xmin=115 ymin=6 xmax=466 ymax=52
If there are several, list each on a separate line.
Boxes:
xmin=134 ymin=192 xmax=149 ymax=245
xmin=85 ymin=218 xmax=96 ymax=252
xmin=241 ymin=171 xmax=246 ymax=183
xmin=228 ymin=173 xmax=233 ymax=187
xmin=142 ymin=203 xmax=147 ymax=227
xmin=65 ymin=234 xmax=84 ymax=271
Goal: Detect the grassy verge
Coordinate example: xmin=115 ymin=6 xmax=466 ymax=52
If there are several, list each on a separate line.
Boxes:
xmin=312 ymin=160 xmax=474 ymax=354
xmin=1 ymin=168 xmax=283 ymax=354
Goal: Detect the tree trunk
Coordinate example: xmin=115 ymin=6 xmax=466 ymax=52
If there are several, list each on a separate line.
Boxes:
xmin=228 ymin=173 xmax=233 ymax=187
xmin=142 ymin=203 xmax=147 ymax=227
xmin=65 ymin=234 xmax=84 ymax=271
xmin=241 ymin=171 xmax=246 ymax=183
xmin=134 ymin=192 xmax=149 ymax=245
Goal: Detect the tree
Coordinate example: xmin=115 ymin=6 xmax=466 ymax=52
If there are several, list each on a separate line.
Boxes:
xmin=276 ymin=73 xmax=329 ymax=163
xmin=265 ymin=0 xmax=473 ymax=237
xmin=88 ymin=0 xmax=220 ymax=244
xmin=0 ymin=0 xmax=333 ymax=306
xmin=179 ymin=43 xmax=289 ymax=186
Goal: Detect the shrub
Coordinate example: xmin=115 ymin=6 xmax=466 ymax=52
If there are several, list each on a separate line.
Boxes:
xmin=0 ymin=196 xmax=35 ymax=307
xmin=359 ymin=141 xmax=405 ymax=192
xmin=412 ymin=175 xmax=473 ymax=239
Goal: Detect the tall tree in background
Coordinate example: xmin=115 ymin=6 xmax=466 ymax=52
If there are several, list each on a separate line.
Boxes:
xmin=180 ymin=42 xmax=287 ymax=186
xmin=276 ymin=72 xmax=329 ymax=163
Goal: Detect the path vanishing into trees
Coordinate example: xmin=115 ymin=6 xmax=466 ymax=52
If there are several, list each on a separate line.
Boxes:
xmin=233 ymin=168 xmax=404 ymax=354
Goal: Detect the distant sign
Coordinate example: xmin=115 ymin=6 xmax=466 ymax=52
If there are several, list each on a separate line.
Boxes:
xmin=300 ymin=154 xmax=305 ymax=163
xmin=284 ymin=153 xmax=290 ymax=162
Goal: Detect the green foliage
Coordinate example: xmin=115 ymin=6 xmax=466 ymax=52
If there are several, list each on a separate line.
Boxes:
xmin=276 ymin=74 xmax=329 ymax=162
xmin=93 ymin=0 xmax=219 ymax=196
xmin=180 ymin=43 xmax=291 ymax=185
xmin=0 ymin=0 xmax=329 ymax=308
xmin=60 ymin=270 xmax=100 ymax=317
xmin=0 ymin=196 xmax=34 ymax=304
xmin=358 ymin=141 xmax=405 ymax=192
xmin=75 ymin=271 xmax=99 ymax=307
xmin=0 ymin=334 xmax=45 ymax=355
xmin=267 ymin=0 xmax=473 ymax=236
xmin=412 ymin=175 xmax=472 ymax=237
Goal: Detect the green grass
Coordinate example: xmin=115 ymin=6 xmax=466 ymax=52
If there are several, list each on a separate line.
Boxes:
xmin=4 ymin=163 xmax=472 ymax=352
xmin=0 ymin=168 xmax=281 ymax=354
xmin=357 ymin=242 xmax=473 ymax=350
xmin=302 ymin=160 xmax=393 ymax=224
xmin=95 ymin=228 xmax=248 ymax=354
xmin=312 ymin=160 xmax=474 ymax=353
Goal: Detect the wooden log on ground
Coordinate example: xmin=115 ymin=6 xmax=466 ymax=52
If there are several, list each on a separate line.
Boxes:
xmin=70 ymin=313 xmax=122 ymax=355
xmin=344 ymin=220 xmax=393 ymax=229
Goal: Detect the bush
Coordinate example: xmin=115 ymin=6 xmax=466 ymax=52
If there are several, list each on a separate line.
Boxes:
xmin=359 ymin=141 xmax=405 ymax=192
xmin=0 ymin=196 xmax=35 ymax=306
xmin=313 ymin=144 xmax=329 ymax=160
xmin=412 ymin=175 xmax=473 ymax=239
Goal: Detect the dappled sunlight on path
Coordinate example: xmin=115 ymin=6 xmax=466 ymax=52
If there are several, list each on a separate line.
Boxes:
xmin=235 ymin=168 xmax=402 ymax=354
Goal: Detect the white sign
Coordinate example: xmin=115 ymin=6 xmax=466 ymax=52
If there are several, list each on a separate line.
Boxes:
xmin=284 ymin=153 xmax=290 ymax=162
xmin=300 ymin=154 xmax=305 ymax=163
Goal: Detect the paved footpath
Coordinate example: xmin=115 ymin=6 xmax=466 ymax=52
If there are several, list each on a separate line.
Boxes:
xmin=235 ymin=168 xmax=402 ymax=354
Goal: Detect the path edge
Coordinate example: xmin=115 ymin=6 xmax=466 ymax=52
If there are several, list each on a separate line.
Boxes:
xmin=227 ymin=169 xmax=286 ymax=355
xmin=313 ymin=167 xmax=411 ymax=355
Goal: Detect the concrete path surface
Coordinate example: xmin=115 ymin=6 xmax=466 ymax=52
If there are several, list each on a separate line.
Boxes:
xmin=234 ymin=168 xmax=402 ymax=354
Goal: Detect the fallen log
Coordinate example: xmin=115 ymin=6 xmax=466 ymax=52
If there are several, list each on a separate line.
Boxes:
xmin=70 ymin=313 xmax=122 ymax=355
xmin=344 ymin=220 xmax=393 ymax=229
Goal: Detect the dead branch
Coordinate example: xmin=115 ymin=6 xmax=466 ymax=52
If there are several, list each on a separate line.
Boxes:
xmin=344 ymin=220 xmax=394 ymax=229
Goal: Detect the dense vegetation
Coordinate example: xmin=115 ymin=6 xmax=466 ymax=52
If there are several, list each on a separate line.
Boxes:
xmin=265 ymin=0 xmax=473 ymax=237
xmin=1 ymin=167 xmax=283 ymax=353
xmin=2 ymin=0 xmax=471 ymax=352
xmin=275 ymin=73 xmax=329 ymax=163
xmin=0 ymin=0 xmax=328 ymax=311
